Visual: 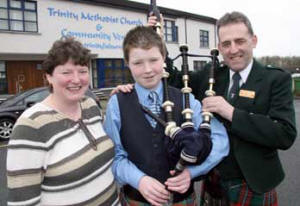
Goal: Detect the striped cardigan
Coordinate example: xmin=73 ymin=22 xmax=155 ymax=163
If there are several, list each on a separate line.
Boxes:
xmin=7 ymin=97 xmax=119 ymax=206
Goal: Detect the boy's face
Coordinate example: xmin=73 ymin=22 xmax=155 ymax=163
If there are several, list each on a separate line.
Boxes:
xmin=128 ymin=46 xmax=164 ymax=90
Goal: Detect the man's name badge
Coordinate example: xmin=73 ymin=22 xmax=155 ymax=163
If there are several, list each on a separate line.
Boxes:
xmin=239 ymin=89 xmax=255 ymax=99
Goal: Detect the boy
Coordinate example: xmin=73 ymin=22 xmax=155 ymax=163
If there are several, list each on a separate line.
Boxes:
xmin=104 ymin=26 xmax=228 ymax=206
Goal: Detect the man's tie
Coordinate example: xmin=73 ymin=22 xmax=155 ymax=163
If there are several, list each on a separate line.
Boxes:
xmin=228 ymin=72 xmax=241 ymax=102
xmin=148 ymin=91 xmax=160 ymax=127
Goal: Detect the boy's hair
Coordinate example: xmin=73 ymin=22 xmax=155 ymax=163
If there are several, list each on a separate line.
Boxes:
xmin=123 ymin=26 xmax=166 ymax=63
xmin=42 ymin=37 xmax=91 ymax=75
xmin=217 ymin=11 xmax=254 ymax=37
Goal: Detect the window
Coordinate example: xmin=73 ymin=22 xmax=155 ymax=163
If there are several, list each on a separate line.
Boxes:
xmin=200 ymin=30 xmax=209 ymax=48
xmin=23 ymin=89 xmax=49 ymax=104
xmin=91 ymin=60 xmax=98 ymax=88
xmin=164 ymin=19 xmax=178 ymax=43
xmin=103 ymin=59 xmax=131 ymax=87
xmin=97 ymin=59 xmax=133 ymax=88
xmin=0 ymin=0 xmax=38 ymax=32
xmin=194 ymin=60 xmax=207 ymax=71
xmin=0 ymin=61 xmax=8 ymax=94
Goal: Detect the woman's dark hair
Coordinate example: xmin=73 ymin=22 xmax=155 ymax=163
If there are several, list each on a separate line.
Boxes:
xmin=42 ymin=37 xmax=91 ymax=75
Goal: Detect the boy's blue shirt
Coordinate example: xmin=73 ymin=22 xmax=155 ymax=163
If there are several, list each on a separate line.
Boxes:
xmin=104 ymin=81 xmax=229 ymax=189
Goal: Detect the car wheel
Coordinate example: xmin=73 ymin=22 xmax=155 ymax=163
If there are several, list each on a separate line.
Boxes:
xmin=0 ymin=118 xmax=15 ymax=140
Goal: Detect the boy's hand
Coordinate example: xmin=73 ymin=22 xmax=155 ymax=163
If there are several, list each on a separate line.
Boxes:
xmin=110 ymin=84 xmax=134 ymax=96
xmin=138 ymin=176 xmax=170 ymax=206
xmin=165 ymin=169 xmax=191 ymax=194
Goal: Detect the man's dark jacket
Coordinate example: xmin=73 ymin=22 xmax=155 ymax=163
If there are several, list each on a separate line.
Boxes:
xmin=167 ymin=59 xmax=297 ymax=193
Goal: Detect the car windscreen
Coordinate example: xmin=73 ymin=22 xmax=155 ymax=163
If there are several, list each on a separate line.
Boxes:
xmin=0 ymin=91 xmax=27 ymax=106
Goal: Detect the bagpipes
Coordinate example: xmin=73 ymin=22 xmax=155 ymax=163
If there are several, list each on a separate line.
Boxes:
xmin=171 ymin=46 xmax=219 ymax=172
xmin=147 ymin=0 xmax=219 ymax=175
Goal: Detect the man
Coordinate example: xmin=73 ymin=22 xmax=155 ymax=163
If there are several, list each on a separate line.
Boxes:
xmin=157 ymin=11 xmax=297 ymax=205
xmin=104 ymin=26 xmax=229 ymax=206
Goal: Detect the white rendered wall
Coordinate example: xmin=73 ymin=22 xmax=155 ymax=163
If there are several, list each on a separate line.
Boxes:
xmin=0 ymin=0 xmax=217 ymax=70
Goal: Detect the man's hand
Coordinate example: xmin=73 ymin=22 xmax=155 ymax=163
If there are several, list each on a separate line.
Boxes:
xmin=202 ymin=96 xmax=234 ymax=121
xmin=164 ymin=169 xmax=191 ymax=194
xmin=110 ymin=84 xmax=134 ymax=96
xmin=138 ymin=176 xmax=170 ymax=206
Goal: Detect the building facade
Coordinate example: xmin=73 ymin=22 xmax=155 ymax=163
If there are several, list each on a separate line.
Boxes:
xmin=0 ymin=0 xmax=217 ymax=94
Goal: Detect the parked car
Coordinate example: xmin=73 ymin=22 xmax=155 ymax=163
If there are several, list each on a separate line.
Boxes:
xmin=0 ymin=87 xmax=102 ymax=140
xmin=0 ymin=94 xmax=14 ymax=105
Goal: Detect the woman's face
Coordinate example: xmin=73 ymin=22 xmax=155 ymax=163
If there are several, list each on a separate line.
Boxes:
xmin=46 ymin=59 xmax=90 ymax=104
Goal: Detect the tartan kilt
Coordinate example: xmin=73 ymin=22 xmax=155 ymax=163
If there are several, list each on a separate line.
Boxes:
xmin=199 ymin=178 xmax=278 ymax=206
xmin=199 ymin=179 xmax=227 ymax=206
xmin=119 ymin=190 xmax=197 ymax=206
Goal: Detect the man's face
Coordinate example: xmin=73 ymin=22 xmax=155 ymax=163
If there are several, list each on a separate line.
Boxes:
xmin=128 ymin=46 xmax=164 ymax=90
xmin=218 ymin=22 xmax=257 ymax=72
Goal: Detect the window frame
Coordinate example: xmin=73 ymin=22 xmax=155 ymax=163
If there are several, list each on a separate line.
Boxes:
xmin=0 ymin=60 xmax=8 ymax=94
xmin=0 ymin=0 xmax=38 ymax=33
xmin=164 ymin=19 xmax=178 ymax=43
xmin=200 ymin=30 xmax=209 ymax=48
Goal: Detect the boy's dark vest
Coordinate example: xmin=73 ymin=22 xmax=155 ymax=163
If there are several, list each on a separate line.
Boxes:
xmin=117 ymin=86 xmax=194 ymax=202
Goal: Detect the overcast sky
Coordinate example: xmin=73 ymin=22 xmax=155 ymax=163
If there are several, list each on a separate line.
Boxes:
xmin=130 ymin=0 xmax=300 ymax=57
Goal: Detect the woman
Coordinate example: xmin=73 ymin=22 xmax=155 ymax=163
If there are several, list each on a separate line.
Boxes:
xmin=6 ymin=37 xmax=120 ymax=206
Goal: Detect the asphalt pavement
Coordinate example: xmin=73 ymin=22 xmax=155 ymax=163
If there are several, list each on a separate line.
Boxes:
xmin=0 ymin=143 xmax=7 ymax=205
xmin=277 ymin=99 xmax=300 ymax=205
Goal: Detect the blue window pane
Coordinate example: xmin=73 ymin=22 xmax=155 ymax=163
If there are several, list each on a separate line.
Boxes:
xmin=172 ymin=25 xmax=178 ymax=42
xmin=0 ymin=19 xmax=8 ymax=29
xmin=10 ymin=0 xmax=21 ymax=8
xmin=0 ymin=0 xmax=8 ymax=8
xmin=25 ymin=21 xmax=37 ymax=32
xmin=9 ymin=9 xmax=23 ymax=20
xmin=24 ymin=11 xmax=36 ymax=21
xmin=10 ymin=20 xmax=23 ymax=31
xmin=0 ymin=8 xmax=8 ymax=18
xmin=25 ymin=2 xmax=35 ymax=10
